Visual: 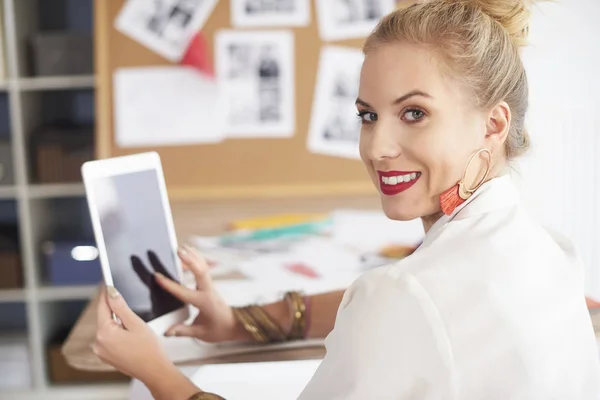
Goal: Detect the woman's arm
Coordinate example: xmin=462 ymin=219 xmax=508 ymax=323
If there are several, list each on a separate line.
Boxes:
xmin=230 ymin=290 xmax=346 ymax=341
xmin=95 ymin=287 xmax=226 ymax=400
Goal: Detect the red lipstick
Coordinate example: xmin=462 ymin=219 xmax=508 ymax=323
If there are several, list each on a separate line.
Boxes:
xmin=377 ymin=170 xmax=421 ymax=196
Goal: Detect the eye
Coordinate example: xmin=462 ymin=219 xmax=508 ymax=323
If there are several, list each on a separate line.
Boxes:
xmin=402 ymin=108 xmax=426 ymax=122
xmin=357 ymin=110 xmax=378 ymax=124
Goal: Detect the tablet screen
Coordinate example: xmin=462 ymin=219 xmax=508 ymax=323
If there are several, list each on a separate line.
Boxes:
xmin=90 ymin=169 xmax=184 ymax=322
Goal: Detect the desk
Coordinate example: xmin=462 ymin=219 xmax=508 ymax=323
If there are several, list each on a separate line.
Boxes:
xmin=62 ymin=283 xmax=327 ymax=373
xmin=62 ymin=194 xmax=380 ymax=372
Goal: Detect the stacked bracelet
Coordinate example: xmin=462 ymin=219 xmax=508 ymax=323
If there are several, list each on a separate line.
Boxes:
xmin=284 ymin=291 xmax=307 ymax=341
xmin=246 ymin=305 xmax=287 ymax=342
xmin=232 ymin=291 xmax=310 ymax=344
xmin=231 ymin=307 xmax=270 ymax=344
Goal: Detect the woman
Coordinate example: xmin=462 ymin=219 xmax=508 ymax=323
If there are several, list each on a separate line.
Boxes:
xmin=93 ymin=1 xmax=600 ymax=398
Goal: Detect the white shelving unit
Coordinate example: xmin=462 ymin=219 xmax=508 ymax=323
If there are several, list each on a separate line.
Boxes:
xmin=0 ymin=0 xmax=128 ymax=399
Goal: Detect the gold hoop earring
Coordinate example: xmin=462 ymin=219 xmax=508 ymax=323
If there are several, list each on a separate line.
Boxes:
xmin=440 ymin=148 xmax=492 ymax=215
xmin=457 ymin=148 xmax=491 ymax=200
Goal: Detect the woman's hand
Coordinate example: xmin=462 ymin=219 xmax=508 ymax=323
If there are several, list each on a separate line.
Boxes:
xmin=94 ymin=286 xmax=199 ymax=399
xmin=156 ymin=244 xmax=245 ymax=343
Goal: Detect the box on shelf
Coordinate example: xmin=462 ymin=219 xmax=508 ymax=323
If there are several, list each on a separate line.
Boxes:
xmin=48 ymin=328 xmax=128 ymax=384
xmin=29 ymin=32 xmax=93 ymax=76
xmin=0 ymin=139 xmax=14 ymax=185
xmin=30 ymin=124 xmax=94 ymax=183
xmin=42 ymin=239 xmax=102 ymax=286
xmin=0 ymin=224 xmax=22 ymax=289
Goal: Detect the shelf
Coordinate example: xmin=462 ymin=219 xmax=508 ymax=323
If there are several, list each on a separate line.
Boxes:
xmin=17 ymin=75 xmax=95 ymax=91
xmin=37 ymin=285 xmax=99 ymax=302
xmin=0 ymin=185 xmax=18 ymax=198
xmin=0 ymin=289 xmax=26 ymax=302
xmin=28 ymin=183 xmax=85 ymax=198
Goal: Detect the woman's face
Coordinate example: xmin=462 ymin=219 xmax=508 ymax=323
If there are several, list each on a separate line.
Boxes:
xmin=358 ymin=43 xmax=505 ymax=222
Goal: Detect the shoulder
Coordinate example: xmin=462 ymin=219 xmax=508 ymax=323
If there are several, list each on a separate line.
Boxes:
xmin=339 ymin=264 xmax=428 ymax=311
xmin=301 ymin=266 xmax=457 ymax=399
xmin=337 ymin=265 xmax=451 ymax=351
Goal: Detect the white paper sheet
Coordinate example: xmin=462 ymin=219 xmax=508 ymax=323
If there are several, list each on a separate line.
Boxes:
xmin=329 ymin=209 xmax=424 ymax=252
xmin=231 ymin=0 xmax=311 ymax=27
xmin=115 ymin=0 xmax=219 ymax=61
xmin=215 ymin=29 xmax=296 ymax=138
xmin=113 ymin=66 xmax=225 ymax=147
xmin=191 ymin=359 xmax=322 ymax=399
xmin=307 ymin=46 xmax=364 ymax=159
xmin=315 ymin=0 xmax=395 ymax=42
xmin=129 ymin=360 xmax=322 ymax=400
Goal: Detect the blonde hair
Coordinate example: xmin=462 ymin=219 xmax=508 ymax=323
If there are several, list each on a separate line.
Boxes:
xmin=364 ymin=0 xmax=538 ymax=159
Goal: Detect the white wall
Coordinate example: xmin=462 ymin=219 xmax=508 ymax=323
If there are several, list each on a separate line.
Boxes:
xmin=515 ymin=0 xmax=600 ymax=297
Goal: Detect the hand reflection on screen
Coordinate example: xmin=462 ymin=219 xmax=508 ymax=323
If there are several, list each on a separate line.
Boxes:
xmin=130 ymin=250 xmax=184 ymax=322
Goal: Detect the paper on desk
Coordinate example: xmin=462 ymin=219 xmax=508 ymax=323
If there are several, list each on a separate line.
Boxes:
xmin=113 ymin=66 xmax=225 ymax=147
xmin=115 ymin=0 xmax=219 ymax=62
xmin=231 ymin=237 xmax=361 ymax=284
xmin=191 ymin=359 xmax=322 ymax=400
xmin=130 ymin=360 xmax=322 ymax=400
xmin=191 ymin=209 xmax=424 ymax=280
xmin=329 ymin=209 xmax=424 ymax=252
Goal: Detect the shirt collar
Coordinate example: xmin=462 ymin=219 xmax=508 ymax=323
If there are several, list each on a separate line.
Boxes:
xmin=419 ymin=174 xmax=519 ymax=248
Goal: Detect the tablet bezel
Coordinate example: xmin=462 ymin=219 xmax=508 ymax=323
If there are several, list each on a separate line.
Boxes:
xmin=82 ymin=151 xmax=189 ymax=335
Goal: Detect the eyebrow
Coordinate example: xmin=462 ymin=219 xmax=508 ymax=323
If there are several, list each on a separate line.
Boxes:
xmin=355 ymin=90 xmax=433 ymax=108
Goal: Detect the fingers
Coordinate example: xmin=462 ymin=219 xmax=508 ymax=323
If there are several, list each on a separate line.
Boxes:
xmin=164 ymin=323 xmax=205 ymax=338
xmin=177 ymin=245 xmax=212 ymax=289
xmin=96 ymin=288 xmax=114 ymax=328
xmin=105 ymin=287 xmax=144 ymax=331
xmin=131 ymin=255 xmax=153 ymax=288
xmin=147 ymin=250 xmax=175 ymax=280
xmin=155 ymin=272 xmax=202 ymax=305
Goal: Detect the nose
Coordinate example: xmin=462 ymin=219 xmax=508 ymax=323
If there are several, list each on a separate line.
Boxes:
xmin=366 ymin=123 xmax=402 ymax=161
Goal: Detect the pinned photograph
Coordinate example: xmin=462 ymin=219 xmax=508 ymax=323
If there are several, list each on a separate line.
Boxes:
xmin=115 ymin=0 xmax=219 ymax=61
xmin=315 ymin=0 xmax=396 ymax=41
xmin=215 ymin=30 xmax=295 ymax=138
xmin=231 ymin=0 xmax=311 ymax=27
xmin=307 ymin=46 xmax=364 ymax=160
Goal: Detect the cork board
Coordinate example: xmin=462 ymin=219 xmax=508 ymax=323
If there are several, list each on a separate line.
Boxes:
xmin=94 ymin=0 xmax=375 ymax=200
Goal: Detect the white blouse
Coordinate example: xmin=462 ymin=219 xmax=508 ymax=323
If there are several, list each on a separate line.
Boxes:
xmin=297 ymin=175 xmax=600 ymax=400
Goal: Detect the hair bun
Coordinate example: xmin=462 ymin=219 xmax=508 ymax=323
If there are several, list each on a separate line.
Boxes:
xmin=394 ymin=0 xmax=537 ymax=46
xmin=472 ymin=0 xmax=536 ymax=46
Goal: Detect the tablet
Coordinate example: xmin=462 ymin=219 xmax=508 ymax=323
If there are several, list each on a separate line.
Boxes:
xmin=82 ymin=152 xmax=189 ymax=334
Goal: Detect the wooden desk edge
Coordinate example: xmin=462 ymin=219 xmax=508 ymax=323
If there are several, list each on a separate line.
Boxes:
xmin=61 ymin=285 xmax=325 ymax=372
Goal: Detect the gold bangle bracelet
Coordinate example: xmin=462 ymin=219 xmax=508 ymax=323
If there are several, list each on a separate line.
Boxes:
xmin=232 ymin=307 xmax=269 ymax=344
xmin=285 ymin=291 xmax=307 ymax=341
xmin=246 ymin=305 xmax=287 ymax=342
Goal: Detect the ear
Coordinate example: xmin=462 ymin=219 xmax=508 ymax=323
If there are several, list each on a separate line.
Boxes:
xmin=485 ymin=102 xmax=511 ymax=149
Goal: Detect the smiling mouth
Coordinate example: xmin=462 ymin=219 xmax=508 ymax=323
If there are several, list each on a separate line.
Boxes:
xmin=377 ymin=171 xmax=421 ymax=196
